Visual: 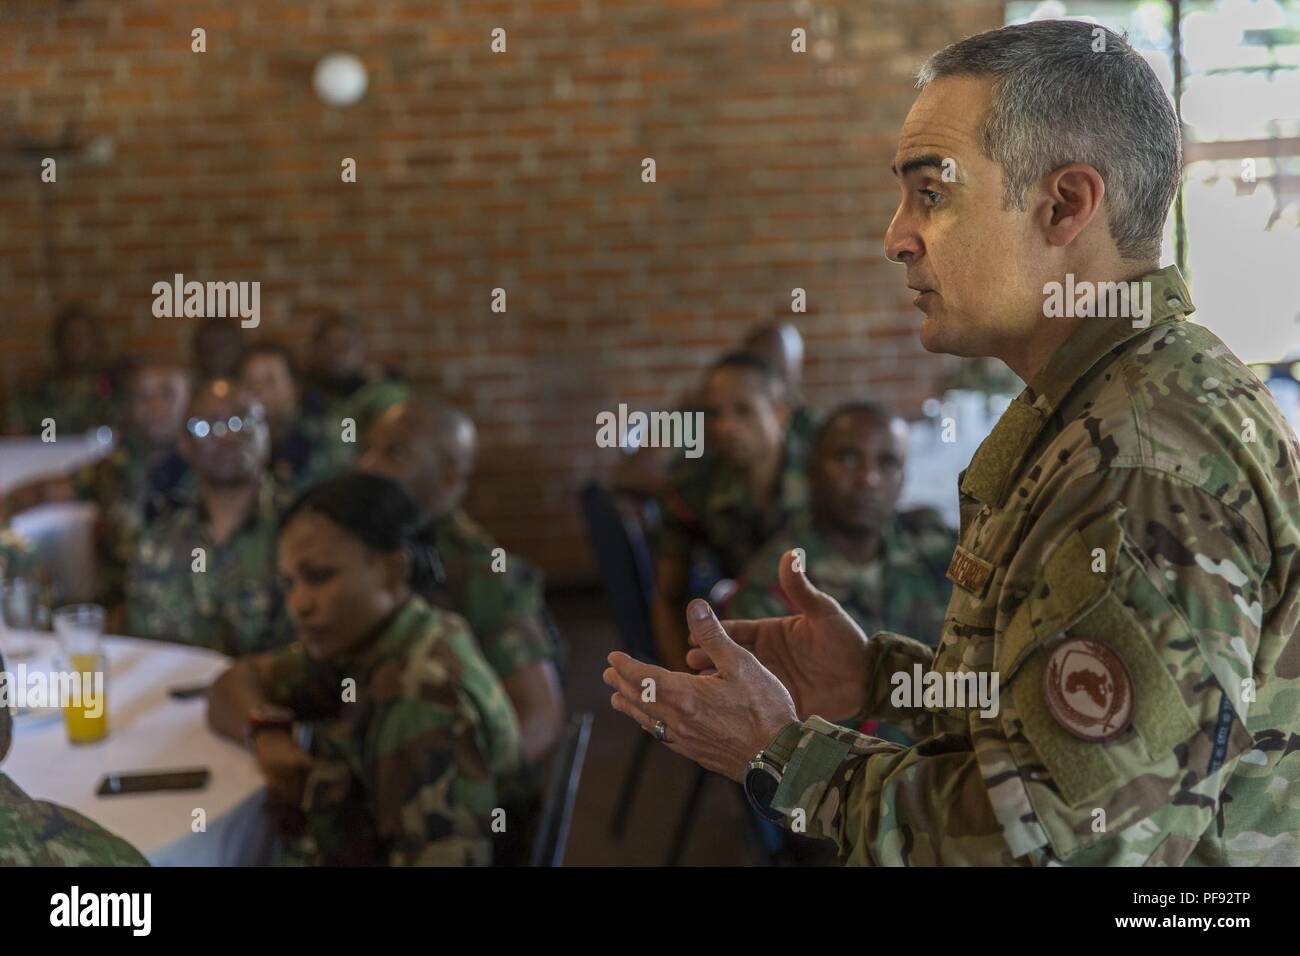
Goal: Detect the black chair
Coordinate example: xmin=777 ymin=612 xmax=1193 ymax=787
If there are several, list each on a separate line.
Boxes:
xmin=578 ymin=481 xmax=662 ymax=833
xmin=580 ymin=481 xmax=758 ymax=864
xmin=529 ymin=712 xmax=594 ymax=867
xmin=578 ymin=481 xmax=657 ymax=660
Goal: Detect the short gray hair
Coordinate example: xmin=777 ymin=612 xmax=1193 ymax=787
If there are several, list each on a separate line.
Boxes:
xmin=917 ymin=20 xmax=1181 ymax=261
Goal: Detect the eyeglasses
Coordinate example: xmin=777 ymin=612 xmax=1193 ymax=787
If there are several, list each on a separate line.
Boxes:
xmin=186 ymin=414 xmax=265 ymax=439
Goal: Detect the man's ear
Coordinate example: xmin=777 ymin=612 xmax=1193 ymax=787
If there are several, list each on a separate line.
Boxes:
xmin=1040 ymin=163 xmax=1105 ymax=248
xmin=773 ymin=397 xmax=791 ymax=431
xmin=385 ymin=548 xmax=411 ymax=593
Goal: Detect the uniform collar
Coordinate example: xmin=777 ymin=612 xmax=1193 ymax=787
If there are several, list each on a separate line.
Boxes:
xmin=190 ymin=475 xmax=280 ymax=539
xmin=960 ymin=265 xmax=1194 ymax=508
xmin=334 ymin=595 xmax=428 ymax=678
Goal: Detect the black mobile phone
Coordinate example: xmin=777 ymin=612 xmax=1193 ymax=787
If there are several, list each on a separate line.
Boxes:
xmin=167 ymin=682 xmax=211 ymax=700
xmin=96 ymin=768 xmax=210 ymax=797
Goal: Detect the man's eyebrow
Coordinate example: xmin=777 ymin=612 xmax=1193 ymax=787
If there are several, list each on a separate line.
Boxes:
xmin=889 ymin=153 xmax=948 ymax=179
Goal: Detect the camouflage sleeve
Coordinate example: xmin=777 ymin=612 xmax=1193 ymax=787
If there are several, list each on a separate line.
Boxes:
xmin=464 ymin=562 xmax=557 ymax=677
xmin=259 ymin=643 xmax=342 ymax=720
xmin=773 ymin=468 xmax=1272 ymax=866
xmin=368 ymin=694 xmax=499 ymax=866
xmin=854 ymin=631 xmax=945 ymax=739
xmin=0 ymin=776 xmax=149 ymax=866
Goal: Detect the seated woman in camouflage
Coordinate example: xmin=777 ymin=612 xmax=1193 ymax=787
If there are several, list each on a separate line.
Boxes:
xmin=207 ymin=473 xmax=520 ymax=866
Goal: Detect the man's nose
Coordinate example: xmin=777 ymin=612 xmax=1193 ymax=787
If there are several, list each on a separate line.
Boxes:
xmin=851 ymin=466 xmax=883 ymax=490
xmin=289 ymin=589 xmax=314 ymax=620
xmin=884 ymin=206 xmax=922 ymax=264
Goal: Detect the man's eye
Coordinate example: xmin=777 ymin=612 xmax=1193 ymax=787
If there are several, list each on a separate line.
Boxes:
xmin=919 ymin=188 xmax=943 ymax=208
xmin=302 ymin=568 xmax=335 ymax=585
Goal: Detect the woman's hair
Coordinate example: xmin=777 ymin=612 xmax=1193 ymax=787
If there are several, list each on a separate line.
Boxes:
xmin=278 ymin=472 xmax=442 ymax=593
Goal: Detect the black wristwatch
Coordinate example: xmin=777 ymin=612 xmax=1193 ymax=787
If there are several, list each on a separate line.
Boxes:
xmin=743 ymin=723 xmax=804 ymax=823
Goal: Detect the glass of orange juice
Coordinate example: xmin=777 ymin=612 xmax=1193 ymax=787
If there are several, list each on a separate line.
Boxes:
xmin=53 ymin=604 xmax=108 ymax=745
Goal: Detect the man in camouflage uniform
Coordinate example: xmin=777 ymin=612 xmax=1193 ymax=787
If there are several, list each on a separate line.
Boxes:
xmin=126 ymin=379 xmax=292 ymax=655
xmin=604 ymin=21 xmax=1300 ymax=865
xmin=360 ymin=399 xmax=564 ymax=766
xmin=4 ymin=306 xmax=123 ymax=437
xmin=240 ymin=342 xmax=347 ymax=494
xmin=301 ymin=311 xmax=407 ymax=459
xmin=0 ymin=651 xmax=148 ymax=865
xmin=614 ymin=321 xmax=818 ymax=500
xmin=729 ymin=401 xmax=954 ymax=745
xmin=2 ymin=363 xmax=192 ymax=608
xmin=741 ymin=318 xmax=819 ymax=450
xmin=653 ymin=352 xmax=810 ymax=671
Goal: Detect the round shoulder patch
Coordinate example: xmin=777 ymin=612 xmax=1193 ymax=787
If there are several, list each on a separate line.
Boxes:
xmin=1041 ymin=636 xmax=1134 ymax=742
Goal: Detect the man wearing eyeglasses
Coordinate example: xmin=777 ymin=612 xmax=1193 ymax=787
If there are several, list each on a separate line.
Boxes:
xmin=125 ymin=379 xmax=293 ymax=655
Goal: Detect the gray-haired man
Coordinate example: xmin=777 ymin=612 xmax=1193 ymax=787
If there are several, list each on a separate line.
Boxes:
xmin=605 ymin=20 xmax=1300 ymax=866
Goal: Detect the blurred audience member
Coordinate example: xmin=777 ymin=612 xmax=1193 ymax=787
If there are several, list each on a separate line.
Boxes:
xmin=302 ymin=310 xmax=406 ymax=449
xmin=5 ymin=305 xmax=122 ymax=436
xmin=1 ymin=363 xmax=193 ymax=612
xmin=727 ymin=401 xmax=954 ymax=742
xmin=360 ymin=399 xmax=565 ymax=766
xmin=652 ymin=352 xmax=808 ymax=671
xmin=192 ymin=316 xmax=247 ymax=382
xmin=126 ymin=380 xmax=291 ymax=654
xmin=614 ymin=319 xmax=813 ymax=502
xmin=0 ymin=651 xmax=148 ymax=865
xmin=206 ymin=473 xmax=520 ymax=865
xmin=741 ymin=318 xmax=818 ymax=446
xmin=240 ymin=342 xmax=344 ymax=492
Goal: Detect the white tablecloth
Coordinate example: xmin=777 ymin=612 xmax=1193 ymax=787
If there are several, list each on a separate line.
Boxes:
xmin=0 ymin=433 xmax=112 ymax=494
xmin=2 ymin=631 xmax=266 ymax=865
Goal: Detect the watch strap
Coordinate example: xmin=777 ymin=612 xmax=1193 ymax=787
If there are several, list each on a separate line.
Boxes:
xmin=763 ymin=721 xmax=805 ymax=771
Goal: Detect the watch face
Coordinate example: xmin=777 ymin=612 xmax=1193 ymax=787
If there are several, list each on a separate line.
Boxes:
xmin=744 ymin=765 xmax=783 ymax=824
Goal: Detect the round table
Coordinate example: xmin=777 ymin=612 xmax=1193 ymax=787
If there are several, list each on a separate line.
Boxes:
xmin=1 ymin=630 xmax=266 ymax=865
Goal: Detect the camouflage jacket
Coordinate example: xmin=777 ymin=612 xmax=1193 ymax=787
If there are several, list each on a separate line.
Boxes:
xmin=262 ymin=596 xmax=521 ymax=866
xmin=6 ymin=370 xmax=122 ymax=436
xmin=417 ymin=510 xmax=557 ymax=680
xmin=0 ymin=773 xmax=148 ymax=866
xmin=771 ymin=266 xmax=1300 ymax=866
xmin=125 ymin=478 xmax=292 ymax=656
xmin=657 ymin=427 xmax=811 ymax=578
xmin=727 ymin=509 xmax=955 ymax=645
xmin=302 ymin=376 xmax=408 ymax=465
xmin=71 ymin=437 xmax=192 ymax=606
xmin=268 ymin=417 xmax=346 ymax=496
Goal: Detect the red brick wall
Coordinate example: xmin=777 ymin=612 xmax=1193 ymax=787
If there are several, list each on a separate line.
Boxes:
xmin=0 ymin=0 xmax=1002 ymax=585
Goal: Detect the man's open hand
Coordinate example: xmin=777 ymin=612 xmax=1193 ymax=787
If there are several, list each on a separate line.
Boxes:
xmin=604 ymin=599 xmax=798 ymax=783
xmin=688 ymin=549 xmax=871 ymax=722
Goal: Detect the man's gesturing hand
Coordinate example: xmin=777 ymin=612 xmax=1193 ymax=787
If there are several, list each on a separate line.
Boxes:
xmin=604 ymin=599 xmax=798 ymax=783
xmin=688 ymin=549 xmax=870 ymax=722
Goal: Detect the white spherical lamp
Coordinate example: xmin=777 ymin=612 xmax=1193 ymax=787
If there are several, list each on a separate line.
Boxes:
xmin=313 ymin=52 xmax=368 ymax=107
